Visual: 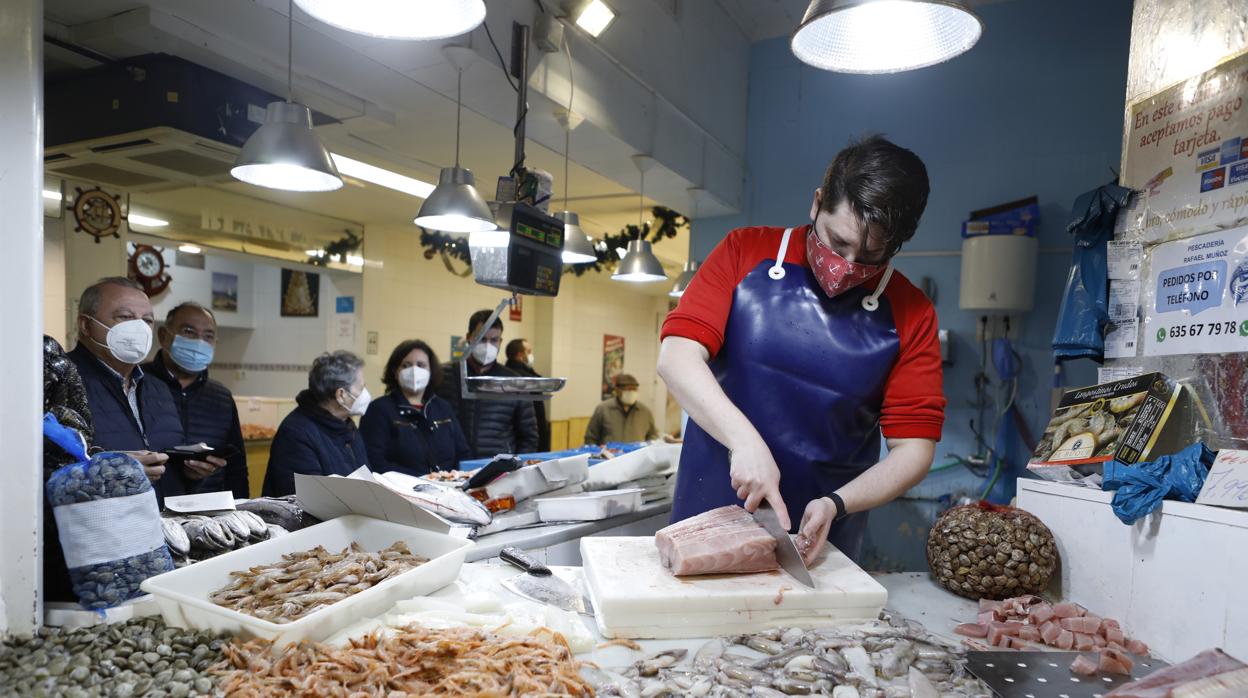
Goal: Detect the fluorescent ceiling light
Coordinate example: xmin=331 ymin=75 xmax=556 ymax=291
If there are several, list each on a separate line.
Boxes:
xmin=331 ymin=154 xmax=435 ymax=199
xmin=792 ymin=0 xmax=982 ymax=74
xmin=574 ymin=0 xmax=615 ymax=38
xmin=345 ymin=254 xmax=365 ymax=266
xmin=129 ymin=213 xmax=169 ymax=228
xmin=295 ymin=0 xmax=486 ymax=41
xmin=43 ymin=189 xmax=63 ymax=202
xmin=177 ymin=244 xmax=202 ymax=254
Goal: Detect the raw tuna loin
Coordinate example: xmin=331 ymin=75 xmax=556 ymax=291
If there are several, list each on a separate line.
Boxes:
xmin=655 ymin=505 xmax=779 ymax=576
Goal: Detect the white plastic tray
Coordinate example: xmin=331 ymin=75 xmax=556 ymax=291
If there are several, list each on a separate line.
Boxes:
xmin=139 ymin=514 xmax=473 ymax=645
xmin=535 ymin=488 xmax=643 ymax=522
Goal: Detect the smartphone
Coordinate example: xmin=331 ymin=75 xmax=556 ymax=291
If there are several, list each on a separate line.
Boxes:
xmin=163 ymin=443 xmax=239 ymax=463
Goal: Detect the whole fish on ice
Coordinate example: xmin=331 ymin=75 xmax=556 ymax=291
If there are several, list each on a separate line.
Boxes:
xmin=377 ymin=471 xmax=491 ymax=525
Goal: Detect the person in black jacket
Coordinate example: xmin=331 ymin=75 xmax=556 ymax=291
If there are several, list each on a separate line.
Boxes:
xmin=145 ymin=302 xmax=249 ymax=498
xmin=505 ymin=338 xmax=551 ymax=452
xmin=361 ymin=339 xmax=471 ymax=476
xmin=68 ymin=277 xmax=192 ymax=503
xmin=263 ymin=351 xmax=370 ymax=496
xmin=436 ymin=310 xmax=539 ymax=459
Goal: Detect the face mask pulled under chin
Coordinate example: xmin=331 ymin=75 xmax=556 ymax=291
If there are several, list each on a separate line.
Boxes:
xmin=88 ymin=316 xmax=153 ymax=365
xmin=471 ymin=342 xmax=499 ymax=365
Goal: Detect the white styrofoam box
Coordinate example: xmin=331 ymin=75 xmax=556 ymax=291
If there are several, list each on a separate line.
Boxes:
xmin=535 ymin=488 xmax=643 ymax=522
xmin=45 ymin=596 xmax=161 ymax=630
xmin=585 ymin=447 xmax=660 ymax=488
xmin=581 ymin=537 xmax=886 ymax=639
xmin=140 ymin=515 xmax=473 ymax=645
xmin=1017 ymin=479 xmax=1248 ymax=662
xmin=484 ymin=454 xmax=590 ymax=503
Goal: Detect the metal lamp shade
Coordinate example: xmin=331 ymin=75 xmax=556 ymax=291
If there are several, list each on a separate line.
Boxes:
xmin=294 ymin=0 xmax=486 ymax=40
xmin=556 ymin=211 xmax=597 ymax=264
xmin=612 ymin=239 xmax=668 ymax=282
xmin=669 ymin=259 xmax=700 ymax=297
xmin=791 ymin=0 xmax=982 ymax=74
xmin=231 ymin=102 xmax=343 ymax=192
xmin=414 ymin=166 xmax=497 ymax=233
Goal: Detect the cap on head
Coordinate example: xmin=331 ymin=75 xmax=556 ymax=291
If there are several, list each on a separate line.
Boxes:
xmin=614 ymin=373 xmax=640 ymax=389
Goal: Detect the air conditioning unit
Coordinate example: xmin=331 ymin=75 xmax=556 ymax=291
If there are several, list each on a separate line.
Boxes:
xmin=44 ymin=53 xmax=332 ymax=192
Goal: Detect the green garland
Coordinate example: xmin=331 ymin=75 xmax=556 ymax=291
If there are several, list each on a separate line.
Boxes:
xmin=418 ymin=206 xmax=688 ymax=277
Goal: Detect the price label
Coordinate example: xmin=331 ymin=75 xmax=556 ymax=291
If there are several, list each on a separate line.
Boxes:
xmin=1104 ymin=318 xmax=1139 ymax=358
xmin=1109 ymin=279 xmax=1140 ymax=320
xmin=1196 ymin=450 xmax=1248 ymax=509
xmin=1108 ymin=240 xmax=1143 ymax=280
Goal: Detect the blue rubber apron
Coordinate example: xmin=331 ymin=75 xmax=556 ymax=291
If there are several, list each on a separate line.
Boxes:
xmin=671 ymin=227 xmax=901 ymax=562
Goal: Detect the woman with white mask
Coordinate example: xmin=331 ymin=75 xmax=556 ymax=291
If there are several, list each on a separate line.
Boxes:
xmin=262 ymin=351 xmax=371 ymax=496
xmin=360 ymin=340 xmax=470 ymax=477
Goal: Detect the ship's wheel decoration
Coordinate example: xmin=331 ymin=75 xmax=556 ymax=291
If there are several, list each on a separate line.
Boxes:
xmin=71 ymin=186 xmax=125 ymax=243
xmin=127 ymin=244 xmax=171 ymax=297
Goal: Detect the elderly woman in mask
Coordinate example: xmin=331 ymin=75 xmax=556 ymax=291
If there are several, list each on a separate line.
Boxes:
xmin=360 ymin=339 xmax=471 ymax=477
xmin=263 ymin=351 xmax=370 ymax=496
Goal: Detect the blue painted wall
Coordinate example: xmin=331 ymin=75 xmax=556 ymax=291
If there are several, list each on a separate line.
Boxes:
xmin=690 ymin=0 xmax=1134 ymax=570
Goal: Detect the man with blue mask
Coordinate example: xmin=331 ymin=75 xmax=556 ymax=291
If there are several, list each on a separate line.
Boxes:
xmin=146 ymin=301 xmax=249 ymax=498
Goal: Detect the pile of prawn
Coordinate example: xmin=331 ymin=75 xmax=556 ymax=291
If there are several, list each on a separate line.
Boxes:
xmin=213 ymin=625 xmax=594 ymax=696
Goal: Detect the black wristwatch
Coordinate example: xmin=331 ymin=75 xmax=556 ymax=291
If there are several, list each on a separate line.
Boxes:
xmin=827 ymin=492 xmax=847 ymax=521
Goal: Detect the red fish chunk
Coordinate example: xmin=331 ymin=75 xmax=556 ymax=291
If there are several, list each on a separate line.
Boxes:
xmin=1074 ymin=633 xmax=1096 ymax=651
xmin=1104 ymin=627 xmax=1124 ymax=644
xmin=954 ymin=623 xmax=988 ymax=638
xmin=1040 ymin=621 xmax=1063 ymax=645
xmin=1018 ymin=625 xmax=1042 ymax=643
xmin=1061 ymin=616 xmax=1103 ymax=634
xmin=1053 ymin=602 xmax=1082 ymax=618
xmin=1070 ymin=654 xmax=1099 ymax=676
xmin=1099 ymin=648 xmax=1135 ymax=675
xmin=1055 ymin=629 xmax=1075 ymax=650
xmin=1029 ymin=604 xmax=1056 ymax=626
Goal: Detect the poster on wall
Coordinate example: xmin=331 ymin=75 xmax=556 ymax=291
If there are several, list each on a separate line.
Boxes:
xmin=510 ymin=295 xmax=523 ymax=321
xmin=450 ymin=336 xmax=465 ymax=363
xmin=601 ymin=334 xmax=625 ymax=400
xmin=1121 ymin=51 xmax=1248 ymax=241
xmin=211 ymin=272 xmax=239 ymax=312
xmin=1142 ymin=225 xmax=1248 ymax=356
xmin=280 ymin=269 xmax=319 ymax=317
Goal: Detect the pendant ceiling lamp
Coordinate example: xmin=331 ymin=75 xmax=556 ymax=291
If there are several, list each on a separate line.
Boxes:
xmin=613 ymin=155 xmax=668 ymax=283
xmin=232 ymin=1 xmax=342 ymax=192
xmin=555 ymin=40 xmax=596 ymax=265
xmin=670 ymin=187 xmax=708 ymax=297
xmin=791 ymin=0 xmax=982 ymax=74
xmin=293 ymin=0 xmax=486 ymax=41
xmin=414 ymin=47 xmax=496 ymax=234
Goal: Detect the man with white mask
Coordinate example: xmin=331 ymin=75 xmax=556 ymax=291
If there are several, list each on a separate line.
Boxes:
xmin=436 ymin=310 xmax=538 ymax=459
xmin=145 ymin=302 xmax=249 ymax=498
xmin=584 ymin=373 xmax=659 ymax=445
xmin=68 ymin=277 xmax=188 ymax=501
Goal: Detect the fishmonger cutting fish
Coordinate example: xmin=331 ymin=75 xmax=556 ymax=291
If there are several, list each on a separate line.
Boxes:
xmin=658 ymin=135 xmax=946 ymax=564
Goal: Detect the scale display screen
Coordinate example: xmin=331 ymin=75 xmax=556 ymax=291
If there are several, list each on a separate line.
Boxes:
xmin=469 ymin=203 xmax=565 ymax=297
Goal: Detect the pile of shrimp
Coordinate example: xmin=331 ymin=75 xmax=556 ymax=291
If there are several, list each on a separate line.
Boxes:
xmin=213 ymin=624 xmax=595 ymax=696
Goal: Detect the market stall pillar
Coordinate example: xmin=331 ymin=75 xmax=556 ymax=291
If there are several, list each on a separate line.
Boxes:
xmin=0 ymin=0 xmax=44 ymax=635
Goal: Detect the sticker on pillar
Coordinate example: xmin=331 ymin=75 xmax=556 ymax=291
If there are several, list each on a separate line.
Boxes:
xmin=1222 ymin=137 xmax=1244 ymax=165
xmin=1197 ymin=148 xmax=1220 ymax=172
xmin=1230 ymin=161 xmax=1248 ymax=186
xmin=1201 ymin=168 xmax=1227 ymax=192
xmin=1155 ymin=261 xmax=1226 ymax=316
xmin=1144 ymin=226 xmax=1248 ymax=356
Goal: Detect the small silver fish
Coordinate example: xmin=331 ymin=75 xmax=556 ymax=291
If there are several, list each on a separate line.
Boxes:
xmin=406 ymin=483 xmax=492 ymax=525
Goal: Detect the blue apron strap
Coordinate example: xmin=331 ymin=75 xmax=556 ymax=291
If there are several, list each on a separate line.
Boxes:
xmin=768 ymin=228 xmax=795 ymax=280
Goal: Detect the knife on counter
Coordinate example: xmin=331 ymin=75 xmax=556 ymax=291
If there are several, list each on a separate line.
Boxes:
xmin=499 ymin=546 xmax=596 ymax=616
xmin=754 ymin=504 xmax=816 ymax=588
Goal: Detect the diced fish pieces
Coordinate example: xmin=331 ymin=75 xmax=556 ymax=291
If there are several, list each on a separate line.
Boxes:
xmin=1075 ymin=633 xmax=1096 ymax=651
xmin=977 ymin=611 xmax=1000 ymax=625
xmin=1125 ymin=638 xmax=1149 ymax=656
xmin=1105 ymin=627 xmax=1125 ymax=644
xmin=954 ymin=623 xmax=988 ymax=638
xmin=1061 ymin=616 xmax=1103 ymax=634
xmin=979 ymin=599 xmax=1003 ymax=613
xmin=1018 ymin=625 xmax=1042 ymax=643
xmin=1100 ymin=648 xmax=1135 ymax=675
xmin=1056 ymin=630 xmax=1075 ymax=650
xmin=655 ymin=506 xmax=779 ymax=576
xmin=1071 ymin=654 xmax=1100 ymax=676
xmin=1029 ymin=603 xmax=1056 ymax=626
xmin=1103 ymin=618 xmax=1121 ymax=630
xmin=1040 ymin=621 xmax=1063 ymax=645
xmin=1053 ymin=602 xmax=1083 ymax=618
xmin=1094 ymin=634 xmax=1107 ymax=648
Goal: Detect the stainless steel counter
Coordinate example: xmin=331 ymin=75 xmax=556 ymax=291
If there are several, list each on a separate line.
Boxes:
xmin=465 ymin=501 xmax=672 ymax=563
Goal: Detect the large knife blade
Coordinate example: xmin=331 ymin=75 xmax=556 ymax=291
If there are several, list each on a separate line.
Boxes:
xmin=754 ymin=505 xmax=815 ymax=588
xmin=499 ymin=546 xmax=595 ymax=616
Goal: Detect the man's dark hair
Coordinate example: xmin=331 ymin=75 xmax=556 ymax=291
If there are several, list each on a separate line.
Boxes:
xmin=505 ymin=338 xmax=528 ymax=362
xmin=467 ymin=309 xmax=504 ymax=337
xmin=821 ymin=134 xmax=930 ymax=256
xmin=164 ymin=301 xmax=216 ymax=328
xmin=79 ymin=277 xmax=145 ymax=317
xmin=381 ymin=339 xmax=442 ymax=396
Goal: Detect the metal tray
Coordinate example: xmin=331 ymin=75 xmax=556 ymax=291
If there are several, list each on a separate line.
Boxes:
xmin=966 ymin=650 xmax=1168 ymax=698
xmin=465 ymin=376 xmax=566 ymax=394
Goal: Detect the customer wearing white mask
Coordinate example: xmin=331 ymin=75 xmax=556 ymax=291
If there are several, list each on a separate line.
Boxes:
xmin=361 ymin=339 xmax=470 ymax=476
xmin=436 ymin=310 xmax=539 ymax=459
xmin=505 ymin=338 xmax=551 ymax=452
xmin=584 ymin=373 xmax=660 ymax=446
xmin=262 ymin=351 xmax=370 ymax=496
xmin=68 ymin=277 xmax=189 ymax=502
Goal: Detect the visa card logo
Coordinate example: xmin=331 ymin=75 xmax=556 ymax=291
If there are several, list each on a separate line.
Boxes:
xmin=1222 ymin=137 xmax=1243 ymax=165
xmin=1197 ymin=148 xmax=1220 ymax=171
xmin=1201 ymin=167 xmax=1227 ymax=192
xmin=1230 ymin=161 xmax=1248 ymax=186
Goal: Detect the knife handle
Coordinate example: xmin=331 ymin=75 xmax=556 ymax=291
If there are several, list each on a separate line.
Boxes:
xmin=500 ymin=546 xmax=552 ymax=576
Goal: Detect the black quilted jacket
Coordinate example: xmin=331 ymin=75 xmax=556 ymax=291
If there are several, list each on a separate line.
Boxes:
xmin=436 ymin=362 xmax=539 ymax=458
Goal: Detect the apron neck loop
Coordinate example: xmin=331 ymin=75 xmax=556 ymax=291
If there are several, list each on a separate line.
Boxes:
xmin=861 ymin=264 xmax=894 ymax=312
xmin=768 ymin=228 xmax=795 ymax=280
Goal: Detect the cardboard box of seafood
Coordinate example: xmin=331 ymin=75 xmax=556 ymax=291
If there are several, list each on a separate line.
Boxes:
xmin=1027 ymin=372 xmax=1206 ymax=482
xmin=140 ymin=475 xmax=475 ymax=645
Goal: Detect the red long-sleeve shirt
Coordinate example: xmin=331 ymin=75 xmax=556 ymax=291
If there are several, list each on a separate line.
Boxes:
xmin=661 ymin=225 xmax=946 ymax=441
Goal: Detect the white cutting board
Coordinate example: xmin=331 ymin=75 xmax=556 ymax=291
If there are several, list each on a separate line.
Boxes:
xmin=581 ymin=536 xmax=887 ymax=639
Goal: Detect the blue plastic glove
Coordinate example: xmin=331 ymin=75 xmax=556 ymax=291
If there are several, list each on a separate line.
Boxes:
xmin=1102 ymin=443 xmax=1215 ymax=525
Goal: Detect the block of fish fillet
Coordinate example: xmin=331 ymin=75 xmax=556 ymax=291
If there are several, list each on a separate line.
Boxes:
xmin=1106 ymin=649 xmax=1247 ymax=698
xmin=654 ymin=505 xmax=778 ymax=576
xmin=1170 ymin=667 xmax=1248 ymax=697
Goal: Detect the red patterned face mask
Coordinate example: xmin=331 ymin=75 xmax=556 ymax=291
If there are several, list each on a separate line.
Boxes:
xmin=805 ymin=227 xmax=885 ymax=298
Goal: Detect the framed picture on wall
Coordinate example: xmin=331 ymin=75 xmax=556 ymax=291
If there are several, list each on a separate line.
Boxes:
xmin=211 ymin=272 xmax=239 ymax=312
xmin=602 ymin=334 xmax=625 ymax=400
xmin=280 ymin=269 xmax=319 ymax=317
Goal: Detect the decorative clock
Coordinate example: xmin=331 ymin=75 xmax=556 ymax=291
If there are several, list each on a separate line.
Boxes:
xmin=71 ymin=186 xmax=125 ymax=243
xmin=127 ymin=244 xmax=171 ymax=297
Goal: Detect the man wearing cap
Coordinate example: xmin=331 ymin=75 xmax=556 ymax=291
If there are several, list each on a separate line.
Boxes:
xmin=584 ymin=374 xmax=660 ymax=445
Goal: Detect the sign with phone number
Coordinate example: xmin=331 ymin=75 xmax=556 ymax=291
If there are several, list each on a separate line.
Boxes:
xmin=1144 ymin=225 xmax=1248 ymax=356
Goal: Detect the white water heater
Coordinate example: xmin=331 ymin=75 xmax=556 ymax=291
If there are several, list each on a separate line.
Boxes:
xmin=958 ymin=234 xmax=1038 ymax=312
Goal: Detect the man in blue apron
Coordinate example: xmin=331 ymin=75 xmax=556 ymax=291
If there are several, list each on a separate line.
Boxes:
xmin=658 ymin=136 xmax=946 ymax=565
